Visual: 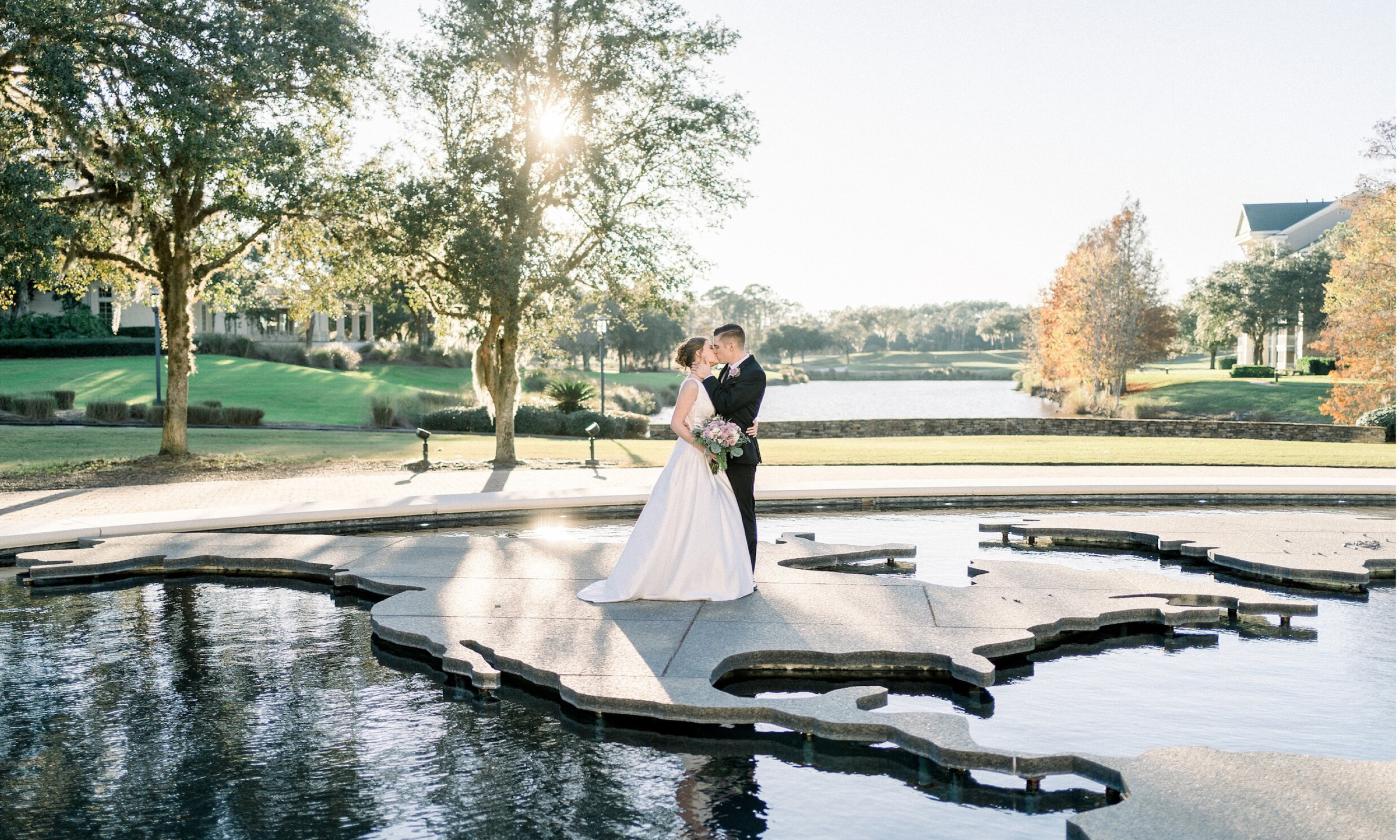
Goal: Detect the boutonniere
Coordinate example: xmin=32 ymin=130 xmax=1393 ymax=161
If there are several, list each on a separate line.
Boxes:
xmin=727 ymin=365 xmax=741 ymax=380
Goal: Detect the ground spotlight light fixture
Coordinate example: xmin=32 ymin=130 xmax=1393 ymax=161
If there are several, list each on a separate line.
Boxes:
xmin=416 ymin=427 xmax=431 ymax=465
xmin=584 ymin=421 xmax=601 ymax=467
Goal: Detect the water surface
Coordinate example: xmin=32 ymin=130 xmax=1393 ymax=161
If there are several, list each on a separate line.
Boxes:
xmin=650 ymin=379 xmax=1058 ymax=421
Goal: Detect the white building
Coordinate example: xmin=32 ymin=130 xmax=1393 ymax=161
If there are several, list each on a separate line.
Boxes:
xmin=10 ymin=282 xmax=375 ymax=345
xmin=1232 ymin=199 xmax=1350 ymax=368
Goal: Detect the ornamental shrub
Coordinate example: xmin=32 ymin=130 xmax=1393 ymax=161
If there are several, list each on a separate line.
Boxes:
xmin=1295 ymin=356 xmax=1337 ymax=375
xmin=420 ymin=406 xmax=493 ymax=433
xmin=1218 ymin=356 xmax=1236 ymax=370
xmin=515 ymin=404 xmax=567 ymax=435
xmin=370 ymin=396 xmax=397 ymax=428
xmin=49 ymin=390 xmax=76 ymax=410
xmin=521 ymin=369 xmax=552 ymax=392
xmin=257 ymin=343 xmax=310 ymax=366
xmin=185 ymin=404 xmax=222 ymax=425
xmin=1357 ymin=404 xmax=1396 ymax=442
xmin=194 ymin=333 xmax=257 ymax=358
xmin=608 ymin=384 xmax=659 ymax=416
xmin=0 ymin=311 xmax=112 ymax=339
xmin=86 ymin=401 xmax=131 ymax=423
xmin=220 ymin=406 xmax=264 ymax=426
xmin=0 ymin=394 xmax=12 ymax=411
xmin=1229 ymin=365 xmax=1275 ymax=378
xmin=12 ymin=394 xmax=57 ymax=420
xmin=546 ymin=378 xmax=596 ymax=412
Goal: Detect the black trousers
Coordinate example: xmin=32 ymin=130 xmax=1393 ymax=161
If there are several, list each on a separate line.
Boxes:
xmin=726 ymin=462 xmax=758 ymax=569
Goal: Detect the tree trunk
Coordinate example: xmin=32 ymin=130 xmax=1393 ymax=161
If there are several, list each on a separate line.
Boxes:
xmin=1209 ymin=347 xmax=1217 ymax=370
xmin=474 ymin=312 xmax=521 ymax=466
xmin=1250 ymin=331 xmax=1265 ymax=365
xmin=159 ymin=248 xmax=194 ymax=456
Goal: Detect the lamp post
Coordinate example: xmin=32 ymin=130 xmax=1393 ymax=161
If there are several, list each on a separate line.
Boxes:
xmin=151 ymin=292 xmax=164 ymax=406
xmin=595 ymin=315 xmax=609 ymax=416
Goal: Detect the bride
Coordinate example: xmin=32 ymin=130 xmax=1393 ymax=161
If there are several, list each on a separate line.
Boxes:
xmin=578 ymin=337 xmax=756 ymax=602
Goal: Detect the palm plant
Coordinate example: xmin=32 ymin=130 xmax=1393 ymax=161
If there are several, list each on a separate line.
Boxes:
xmin=546 ymin=379 xmax=596 ymax=413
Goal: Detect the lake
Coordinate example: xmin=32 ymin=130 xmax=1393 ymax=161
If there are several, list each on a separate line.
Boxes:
xmin=651 ymin=379 xmax=1059 ymax=422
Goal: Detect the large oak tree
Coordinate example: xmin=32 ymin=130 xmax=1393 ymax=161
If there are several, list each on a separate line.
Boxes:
xmin=381 ymin=0 xmax=756 ymax=465
xmin=2 ymin=0 xmax=375 ymax=454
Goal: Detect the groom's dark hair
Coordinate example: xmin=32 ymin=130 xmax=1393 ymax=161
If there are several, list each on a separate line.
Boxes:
xmin=713 ymin=323 xmax=745 ymax=347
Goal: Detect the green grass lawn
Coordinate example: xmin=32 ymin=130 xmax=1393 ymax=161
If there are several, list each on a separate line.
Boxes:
xmin=0 ymin=355 xmax=691 ymax=426
xmin=0 ymin=355 xmax=475 ymax=426
xmin=1122 ymin=356 xmax=1338 ymax=423
xmin=0 ymin=426 xmax=1390 ymax=477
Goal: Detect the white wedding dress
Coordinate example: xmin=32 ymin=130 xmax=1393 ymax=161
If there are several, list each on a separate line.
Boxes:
xmin=578 ymin=376 xmax=755 ymax=602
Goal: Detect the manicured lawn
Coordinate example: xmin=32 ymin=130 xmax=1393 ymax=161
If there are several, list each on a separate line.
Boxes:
xmin=0 ymin=355 xmax=689 ymax=425
xmin=1124 ymin=379 xmax=1334 ymax=423
xmin=0 ymin=355 xmax=473 ymax=426
xmin=0 ymin=426 xmax=1390 ymax=476
xmin=1123 ymin=356 xmax=1339 ymax=423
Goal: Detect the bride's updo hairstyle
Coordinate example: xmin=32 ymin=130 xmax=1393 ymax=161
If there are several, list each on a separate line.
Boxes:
xmin=675 ymin=336 xmax=707 ymax=370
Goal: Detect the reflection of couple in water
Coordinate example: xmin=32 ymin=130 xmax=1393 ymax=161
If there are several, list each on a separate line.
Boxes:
xmin=676 ymin=755 xmax=768 ymax=838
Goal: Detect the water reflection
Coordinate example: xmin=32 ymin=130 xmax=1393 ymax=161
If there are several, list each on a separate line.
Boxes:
xmin=0 ymin=576 xmax=1086 ymax=840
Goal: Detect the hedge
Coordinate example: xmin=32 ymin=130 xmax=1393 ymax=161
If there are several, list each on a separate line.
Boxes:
xmin=420 ymin=406 xmax=493 ymax=433
xmin=86 ymin=401 xmax=132 ymax=422
xmin=1217 ymin=356 xmax=1236 ymax=371
xmin=116 ymin=326 xmax=157 ymax=339
xmin=194 ymin=332 xmax=361 ymax=370
xmin=1229 ymin=365 xmax=1275 ymax=378
xmin=0 ymin=338 xmax=156 ymax=358
xmin=1357 ymin=405 xmax=1396 ymax=443
xmin=12 ymin=394 xmax=57 ymax=420
xmin=0 ymin=311 xmax=112 ymax=339
xmin=50 ymin=389 xmax=76 ymax=410
xmin=418 ymin=405 xmax=649 ymax=438
xmin=144 ymin=403 xmax=264 ymax=427
xmin=1295 ymin=356 xmax=1336 ymax=375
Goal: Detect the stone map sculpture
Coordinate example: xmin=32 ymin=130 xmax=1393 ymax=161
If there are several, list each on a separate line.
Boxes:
xmin=14 ymin=523 xmax=1395 ymax=840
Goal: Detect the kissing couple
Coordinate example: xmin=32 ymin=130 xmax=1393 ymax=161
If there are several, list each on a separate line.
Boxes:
xmin=579 ymin=323 xmax=766 ymax=602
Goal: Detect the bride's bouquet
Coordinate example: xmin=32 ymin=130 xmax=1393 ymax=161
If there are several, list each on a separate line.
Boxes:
xmin=695 ymin=416 xmax=749 ymax=474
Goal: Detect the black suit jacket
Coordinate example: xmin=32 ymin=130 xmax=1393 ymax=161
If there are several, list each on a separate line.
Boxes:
xmin=701 ymin=355 xmax=766 ymax=465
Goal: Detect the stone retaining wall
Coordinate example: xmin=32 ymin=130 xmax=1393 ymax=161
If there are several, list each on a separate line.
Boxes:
xmin=646 ymin=417 xmax=1385 ymax=443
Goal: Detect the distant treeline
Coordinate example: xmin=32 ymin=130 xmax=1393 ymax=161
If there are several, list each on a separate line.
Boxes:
xmin=553 ymin=286 xmax=1027 ymax=370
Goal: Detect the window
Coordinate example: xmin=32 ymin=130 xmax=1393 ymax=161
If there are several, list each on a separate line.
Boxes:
xmin=98 ymin=300 xmax=114 ymax=326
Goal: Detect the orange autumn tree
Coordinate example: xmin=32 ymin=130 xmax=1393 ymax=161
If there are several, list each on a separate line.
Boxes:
xmin=1314 ymin=183 xmax=1396 ymax=422
xmin=1022 ymin=200 xmax=1175 ymax=411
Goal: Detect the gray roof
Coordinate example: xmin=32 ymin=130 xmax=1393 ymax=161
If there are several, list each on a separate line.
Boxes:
xmin=1240 ymin=201 xmax=1333 ymax=233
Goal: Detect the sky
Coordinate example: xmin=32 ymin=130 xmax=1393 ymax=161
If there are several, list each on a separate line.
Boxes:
xmin=362 ymin=0 xmax=1396 ymax=310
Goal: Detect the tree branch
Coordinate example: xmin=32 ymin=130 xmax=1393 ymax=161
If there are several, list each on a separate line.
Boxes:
xmin=74 ymin=247 xmax=159 ymax=279
xmin=192 ymin=220 xmax=275 ymax=280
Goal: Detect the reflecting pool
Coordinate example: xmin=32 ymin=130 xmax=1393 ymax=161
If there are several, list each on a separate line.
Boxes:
xmin=1 ymin=506 xmax=1392 ymax=839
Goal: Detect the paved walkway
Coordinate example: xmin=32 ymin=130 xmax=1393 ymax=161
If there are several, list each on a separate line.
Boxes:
xmin=0 ymin=464 xmax=1392 ymax=552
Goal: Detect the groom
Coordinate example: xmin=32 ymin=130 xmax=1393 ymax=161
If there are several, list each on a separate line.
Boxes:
xmin=693 ymin=323 xmax=766 ymax=570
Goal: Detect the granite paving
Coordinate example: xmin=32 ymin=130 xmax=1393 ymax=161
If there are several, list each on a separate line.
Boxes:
xmin=980 ymin=510 xmax=1396 ymax=591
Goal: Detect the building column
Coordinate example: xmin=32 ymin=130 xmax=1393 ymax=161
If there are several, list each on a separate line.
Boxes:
xmin=365 ymin=303 xmax=375 ymax=341
xmin=351 ymin=306 xmax=363 ymax=341
xmin=312 ymin=312 xmax=329 ymax=343
xmin=333 ymin=312 xmax=345 ymax=342
xmin=213 ymin=311 xmax=226 ymax=333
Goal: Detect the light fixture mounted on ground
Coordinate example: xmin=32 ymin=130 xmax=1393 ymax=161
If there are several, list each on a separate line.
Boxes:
xmin=584 ymin=421 xmax=601 ymax=467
